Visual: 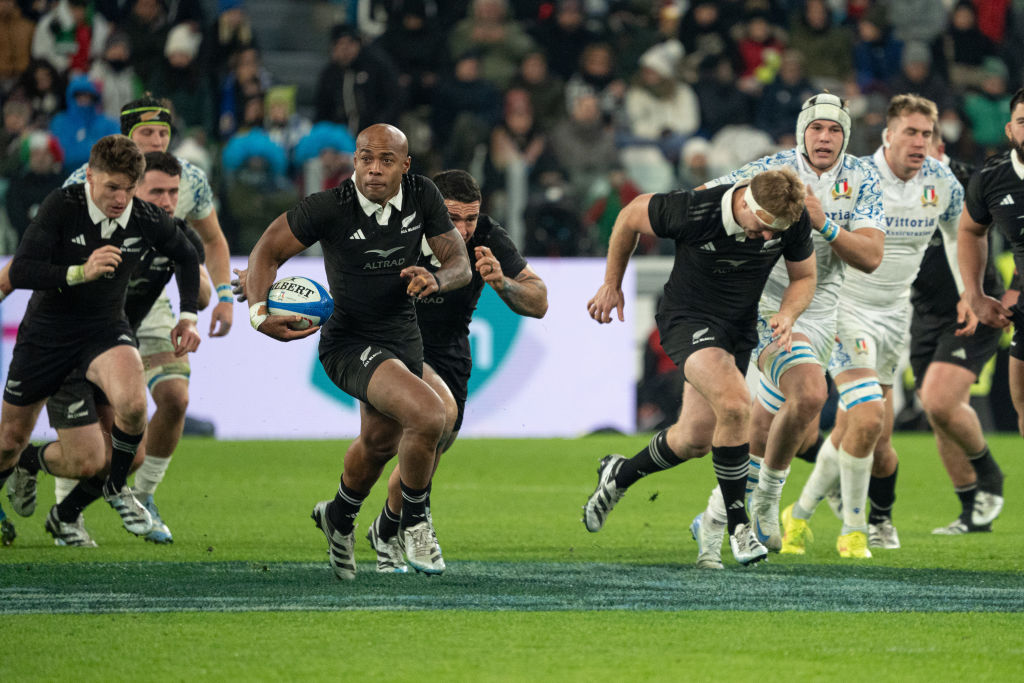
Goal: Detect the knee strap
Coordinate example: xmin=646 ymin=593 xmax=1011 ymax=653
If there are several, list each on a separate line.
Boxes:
xmin=837 ymin=377 xmax=883 ymax=412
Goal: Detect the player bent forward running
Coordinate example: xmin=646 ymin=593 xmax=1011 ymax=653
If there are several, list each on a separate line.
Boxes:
xmin=583 ymin=167 xmax=817 ymax=566
xmin=0 ymin=135 xmax=201 ymax=542
xmin=246 ymin=124 xmax=471 ymax=579
xmin=3 ymin=152 xmax=211 ymax=546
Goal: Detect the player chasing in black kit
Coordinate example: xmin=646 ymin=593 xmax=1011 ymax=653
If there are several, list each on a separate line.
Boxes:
xmin=584 ymin=167 xmax=817 ymax=566
xmin=0 ymin=136 xmax=201 ymax=543
xmin=959 ymin=87 xmax=1024 ymax=441
xmin=2 ymin=152 xmax=211 ymax=546
xmin=246 ymin=124 xmax=471 ymax=579
xmin=912 ymin=126 xmax=1007 ymax=535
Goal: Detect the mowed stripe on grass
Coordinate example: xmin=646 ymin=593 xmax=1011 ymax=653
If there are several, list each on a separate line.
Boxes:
xmin=2 ymin=560 xmax=1021 ymax=614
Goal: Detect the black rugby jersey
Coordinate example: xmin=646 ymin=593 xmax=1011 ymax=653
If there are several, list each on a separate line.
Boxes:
xmin=9 ymin=184 xmax=200 ymax=337
xmin=124 ymin=221 xmax=206 ymax=330
xmin=287 ymin=174 xmax=454 ymax=347
xmin=966 ymin=150 xmax=1024 ymax=276
xmin=415 ymin=215 xmax=526 ymax=351
xmin=649 ymin=184 xmax=814 ymax=326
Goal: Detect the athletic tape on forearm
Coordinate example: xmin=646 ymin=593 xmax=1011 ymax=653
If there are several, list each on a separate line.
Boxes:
xmin=179 ymin=312 xmax=198 ymax=323
xmin=66 ymin=265 xmax=86 ymax=285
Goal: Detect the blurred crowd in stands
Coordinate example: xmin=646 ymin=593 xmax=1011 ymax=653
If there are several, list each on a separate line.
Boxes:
xmin=2 ymin=0 xmax=1024 ymax=255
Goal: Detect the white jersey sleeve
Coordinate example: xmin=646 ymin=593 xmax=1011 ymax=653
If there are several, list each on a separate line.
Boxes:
xmin=63 ymin=163 xmax=88 ymax=187
xmin=176 ymin=158 xmax=214 ymax=222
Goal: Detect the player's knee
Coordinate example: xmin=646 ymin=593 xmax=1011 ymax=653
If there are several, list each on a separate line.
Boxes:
xmin=67 ymin=449 xmax=106 ymax=479
xmin=786 ymin=383 xmax=827 ymax=424
xmin=0 ymin=422 xmax=31 ymax=459
xmin=716 ymin=395 xmax=750 ymax=429
xmin=847 ymin=401 xmax=885 ymax=440
xmin=919 ymin=391 xmax=955 ymax=427
xmin=155 ymin=381 xmax=189 ymax=416
xmin=406 ymin=392 xmax=446 ymax=440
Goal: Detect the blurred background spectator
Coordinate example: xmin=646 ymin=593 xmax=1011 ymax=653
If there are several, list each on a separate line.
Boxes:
xmin=48 ymin=74 xmax=118 ymax=172
xmin=0 ymin=0 xmax=35 ymax=95
xmin=89 ymin=31 xmax=143 ymax=120
xmin=5 ymin=129 xmax=63 ymax=239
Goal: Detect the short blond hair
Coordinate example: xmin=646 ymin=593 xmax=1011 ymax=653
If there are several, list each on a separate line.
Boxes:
xmin=748 ymin=167 xmax=805 ymax=230
xmin=886 ymin=93 xmax=938 ymax=126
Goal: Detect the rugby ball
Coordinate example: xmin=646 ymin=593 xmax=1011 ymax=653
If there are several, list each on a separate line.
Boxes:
xmin=267 ymin=276 xmax=333 ymax=330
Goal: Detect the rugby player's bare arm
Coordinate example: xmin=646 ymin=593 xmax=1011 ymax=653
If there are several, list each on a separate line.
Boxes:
xmin=190 ymin=211 xmax=234 ymax=336
xmin=475 ymin=246 xmax=548 ymax=318
xmin=958 ymin=206 xmax=1012 ymax=328
xmin=425 ymin=228 xmax=472 ymax=293
xmin=772 ymin=254 xmax=817 ymax=350
xmin=246 ymin=213 xmax=318 ymax=340
xmin=588 ymin=194 xmax=654 ymax=323
xmin=804 ymin=183 xmax=884 ymax=272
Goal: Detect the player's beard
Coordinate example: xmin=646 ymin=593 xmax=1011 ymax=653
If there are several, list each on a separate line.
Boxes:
xmin=1013 ymin=136 xmax=1024 ymax=164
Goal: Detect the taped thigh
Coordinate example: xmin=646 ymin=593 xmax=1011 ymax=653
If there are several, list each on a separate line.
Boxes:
xmin=836 ymin=377 xmax=883 ymax=412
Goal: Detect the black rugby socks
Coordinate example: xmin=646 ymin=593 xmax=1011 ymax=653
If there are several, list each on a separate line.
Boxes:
xmin=712 ymin=443 xmax=751 ymax=533
xmin=614 ymin=429 xmax=684 ymax=489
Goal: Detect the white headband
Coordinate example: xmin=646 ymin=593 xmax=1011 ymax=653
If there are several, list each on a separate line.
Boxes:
xmin=744 ymin=186 xmax=791 ymax=232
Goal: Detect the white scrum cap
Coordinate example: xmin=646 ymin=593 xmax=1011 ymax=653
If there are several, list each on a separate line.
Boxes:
xmin=796 ymin=92 xmax=851 ymax=159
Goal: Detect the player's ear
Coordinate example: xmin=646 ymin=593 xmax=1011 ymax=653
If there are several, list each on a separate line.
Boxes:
xmin=882 ymin=127 xmax=891 ymax=149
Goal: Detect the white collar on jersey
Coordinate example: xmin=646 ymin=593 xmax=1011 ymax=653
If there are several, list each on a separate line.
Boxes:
xmin=355 ymin=183 xmax=404 ymax=225
xmin=796 ymin=150 xmax=843 ymax=182
xmin=1011 ymin=149 xmax=1024 ymax=180
xmin=84 ymin=180 xmax=133 ymax=239
xmin=721 ymin=182 xmax=748 ymax=239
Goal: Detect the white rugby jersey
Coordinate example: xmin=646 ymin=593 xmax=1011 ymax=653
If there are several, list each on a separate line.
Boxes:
xmin=707 ymin=149 xmax=885 ymax=319
xmin=65 ymin=157 xmax=214 ymax=223
xmin=840 ymin=147 xmax=963 ymax=309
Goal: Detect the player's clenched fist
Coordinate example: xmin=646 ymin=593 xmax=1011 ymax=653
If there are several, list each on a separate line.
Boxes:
xmin=84 ymin=245 xmax=122 ymax=280
xmin=401 ymin=265 xmax=439 ymax=299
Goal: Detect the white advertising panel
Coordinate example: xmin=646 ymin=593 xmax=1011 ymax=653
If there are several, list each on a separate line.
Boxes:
xmin=1 ymin=257 xmax=636 ymax=439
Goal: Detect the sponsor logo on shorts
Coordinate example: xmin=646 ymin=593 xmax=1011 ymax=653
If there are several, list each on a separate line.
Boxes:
xmin=692 ymin=327 xmax=714 ymax=344
xmin=360 ymin=345 xmax=383 ymax=367
xmin=118 ymin=334 xmax=133 ymax=343
xmin=66 ymin=399 xmax=88 ymax=420
xmin=5 ymin=379 xmax=22 ymax=396
xmin=951 ymin=348 xmax=967 ymax=360
xmin=855 ymin=338 xmax=869 ymax=355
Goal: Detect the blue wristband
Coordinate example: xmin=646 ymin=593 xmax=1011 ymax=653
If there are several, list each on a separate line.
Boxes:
xmin=819 ymin=219 xmax=839 ymax=242
xmin=216 ymin=283 xmax=233 ymax=304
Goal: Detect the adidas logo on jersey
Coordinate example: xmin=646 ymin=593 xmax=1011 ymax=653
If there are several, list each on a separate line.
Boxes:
xmin=699 ymin=243 xmax=716 ymax=252
xmin=72 ymin=234 xmax=87 ymax=246
xmin=1000 ymin=194 xmax=1015 ymax=206
xmin=349 ymin=229 xmax=366 ymax=240
xmin=951 ymin=348 xmax=967 ymax=360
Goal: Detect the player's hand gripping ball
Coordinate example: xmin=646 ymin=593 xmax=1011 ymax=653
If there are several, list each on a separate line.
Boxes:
xmin=267 ymin=276 xmax=333 ymax=330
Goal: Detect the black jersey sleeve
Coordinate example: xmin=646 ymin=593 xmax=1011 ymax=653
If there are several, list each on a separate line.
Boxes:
xmin=144 ymin=209 xmax=200 ymax=315
xmin=9 ymin=188 xmax=76 ymax=290
xmin=781 ymin=211 xmax=815 ymax=262
xmin=964 ymin=167 xmax=992 ymax=225
xmin=485 ymin=220 xmax=527 ymax=279
xmin=286 ymin=191 xmax=337 ymax=247
xmin=420 ymin=177 xmax=456 ymax=239
xmin=647 ymin=190 xmax=696 ymax=241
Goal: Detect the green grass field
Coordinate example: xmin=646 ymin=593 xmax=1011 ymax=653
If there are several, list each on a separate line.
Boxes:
xmin=2 ymin=433 xmax=1022 ymax=681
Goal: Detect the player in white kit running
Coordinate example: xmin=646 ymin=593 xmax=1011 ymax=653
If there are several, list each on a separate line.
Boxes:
xmin=782 ymin=94 xmax=966 ymax=558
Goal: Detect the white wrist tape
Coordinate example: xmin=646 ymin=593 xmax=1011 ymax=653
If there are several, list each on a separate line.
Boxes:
xmin=250 ymin=301 xmax=269 ymax=331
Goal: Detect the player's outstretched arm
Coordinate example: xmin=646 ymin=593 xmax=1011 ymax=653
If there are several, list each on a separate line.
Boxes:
xmin=587 ymin=194 xmax=654 ymax=324
xmin=958 ymin=207 xmax=1012 ymax=328
xmin=247 ymin=213 xmax=318 ymax=341
xmin=474 ymin=247 xmax=547 ymax=318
